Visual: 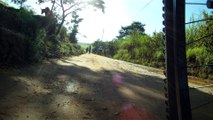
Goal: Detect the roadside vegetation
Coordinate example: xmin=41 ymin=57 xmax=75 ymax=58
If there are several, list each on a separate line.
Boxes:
xmin=186 ymin=11 xmax=213 ymax=79
xmin=92 ymin=12 xmax=213 ymax=80
xmin=0 ymin=0 xmax=212 ymax=80
xmin=0 ymin=0 xmax=104 ymax=65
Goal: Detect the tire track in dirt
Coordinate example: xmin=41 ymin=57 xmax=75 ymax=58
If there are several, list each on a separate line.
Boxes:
xmin=2 ymin=54 xmax=211 ymax=120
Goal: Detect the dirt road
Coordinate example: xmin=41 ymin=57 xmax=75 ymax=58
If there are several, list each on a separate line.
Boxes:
xmin=0 ymin=54 xmax=212 ymax=120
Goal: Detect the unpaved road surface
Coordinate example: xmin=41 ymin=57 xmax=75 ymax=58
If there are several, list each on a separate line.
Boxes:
xmin=0 ymin=54 xmax=212 ymax=120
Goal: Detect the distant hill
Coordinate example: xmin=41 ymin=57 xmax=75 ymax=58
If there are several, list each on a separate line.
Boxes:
xmin=78 ymin=42 xmax=91 ymax=49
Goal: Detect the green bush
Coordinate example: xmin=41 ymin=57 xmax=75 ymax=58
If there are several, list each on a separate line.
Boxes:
xmin=71 ymin=44 xmax=84 ymax=55
xmin=17 ymin=8 xmax=38 ymax=38
xmin=0 ymin=3 xmax=84 ymax=65
xmin=58 ymin=42 xmax=72 ymax=56
xmin=29 ymin=29 xmax=47 ymax=61
xmin=114 ymin=49 xmax=130 ymax=61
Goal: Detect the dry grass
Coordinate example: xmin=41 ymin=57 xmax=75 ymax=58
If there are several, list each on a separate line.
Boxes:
xmin=188 ymin=76 xmax=213 ymax=86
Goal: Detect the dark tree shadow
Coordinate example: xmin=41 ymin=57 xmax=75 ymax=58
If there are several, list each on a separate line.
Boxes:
xmin=0 ymin=60 xmax=212 ymax=120
xmin=189 ymin=88 xmax=213 ymax=120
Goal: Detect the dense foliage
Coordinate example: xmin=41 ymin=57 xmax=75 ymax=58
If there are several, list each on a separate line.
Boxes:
xmin=92 ymin=31 xmax=164 ymax=68
xmin=93 ymin=13 xmax=213 ymax=79
xmin=0 ymin=2 xmax=84 ymax=65
xmin=117 ymin=21 xmax=145 ymax=39
xmin=186 ymin=11 xmax=213 ymax=79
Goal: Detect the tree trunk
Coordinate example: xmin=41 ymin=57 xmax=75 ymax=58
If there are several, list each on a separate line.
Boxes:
xmin=56 ymin=18 xmax=65 ymax=35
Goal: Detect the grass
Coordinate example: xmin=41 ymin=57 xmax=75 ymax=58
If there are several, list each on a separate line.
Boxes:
xmin=188 ymin=76 xmax=213 ymax=86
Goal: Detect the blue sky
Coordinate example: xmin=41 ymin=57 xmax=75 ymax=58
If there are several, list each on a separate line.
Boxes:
xmin=2 ymin=0 xmax=212 ymax=43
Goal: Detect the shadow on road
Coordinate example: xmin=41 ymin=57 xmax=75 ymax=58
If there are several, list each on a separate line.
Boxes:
xmin=0 ymin=59 xmax=212 ymax=120
xmin=189 ymin=88 xmax=213 ymax=120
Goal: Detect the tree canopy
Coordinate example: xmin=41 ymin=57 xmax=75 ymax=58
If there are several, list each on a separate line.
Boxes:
xmin=69 ymin=11 xmax=83 ymax=43
xmin=117 ymin=21 xmax=145 ymax=39
xmin=8 ymin=0 xmax=26 ymax=7
xmin=9 ymin=0 xmax=105 ymax=35
xmin=38 ymin=0 xmax=105 ymax=35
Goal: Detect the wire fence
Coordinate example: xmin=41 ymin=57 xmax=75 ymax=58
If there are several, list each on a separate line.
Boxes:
xmin=185 ymin=17 xmax=213 ymax=25
xmin=186 ymin=32 xmax=213 ymax=45
xmin=185 ymin=0 xmax=213 ymax=111
xmin=185 ymin=0 xmax=213 ymax=67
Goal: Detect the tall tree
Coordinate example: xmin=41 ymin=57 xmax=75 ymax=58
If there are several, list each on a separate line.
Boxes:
xmin=117 ymin=21 xmax=145 ymax=39
xmin=69 ymin=11 xmax=83 ymax=43
xmin=38 ymin=0 xmax=105 ymax=35
xmin=8 ymin=0 xmax=26 ymax=7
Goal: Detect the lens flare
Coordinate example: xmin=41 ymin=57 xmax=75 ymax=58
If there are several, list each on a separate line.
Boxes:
xmin=118 ymin=104 xmax=155 ymax=120
xmin=112 ymin=73 xmax=123 ymax=85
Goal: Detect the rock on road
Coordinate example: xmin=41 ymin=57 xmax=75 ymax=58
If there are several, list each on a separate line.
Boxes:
xmin=0 ymin=54 xmax=212 ymax=120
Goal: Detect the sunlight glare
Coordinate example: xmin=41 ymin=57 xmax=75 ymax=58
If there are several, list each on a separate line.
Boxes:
xmin=80 ymin=0 xmax=90 ymax=2
xmin=66 ymin=81 xmax=79 ymax=93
